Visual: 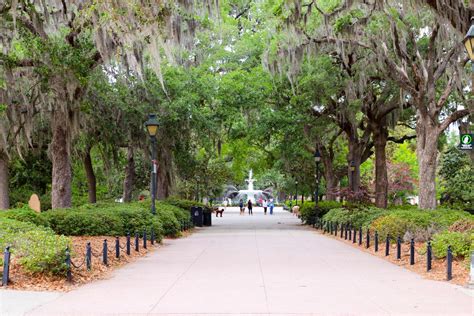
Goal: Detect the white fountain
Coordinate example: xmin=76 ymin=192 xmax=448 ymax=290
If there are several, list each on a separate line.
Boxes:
xmin=225 ymin=170 xmax=273 ymax=204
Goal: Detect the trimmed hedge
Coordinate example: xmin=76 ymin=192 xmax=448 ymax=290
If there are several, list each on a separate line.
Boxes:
xmin=299 ymin=201 xmax=343 ymax=225
xmin=40 ymin=203 xmax=165 ymax=240
xmin=318 ymin=204 xmax=474 ymax=258
xmin=41 ymin=209 xmax=124 ymax=236
xmin=165 ymin=197 xmax=212 ymax=213
xmin=0 ymin=218 xmax=71 ymax=274
xmin=431 ymin=231 xmax=473 ymax=259
xmin=0 ymin=207 xmax=49 ymax=227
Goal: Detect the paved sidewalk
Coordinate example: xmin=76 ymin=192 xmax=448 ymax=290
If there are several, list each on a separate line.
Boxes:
xmin=2 ymin=207 xmax=473 ymax=315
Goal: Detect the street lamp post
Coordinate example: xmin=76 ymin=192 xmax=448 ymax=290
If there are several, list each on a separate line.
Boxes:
xmin=295 ymin=180 xmax=299 ymax=206
xmin=314 ymin=149 xmax=321 ymax=206
xmin=145 ymin=114 xmax=159 ymax=215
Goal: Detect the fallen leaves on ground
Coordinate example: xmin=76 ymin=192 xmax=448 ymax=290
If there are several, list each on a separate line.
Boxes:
xmin=0 ymin=230 xmax=193 ymax=292
xmin=314 ymin=229 xmax=469 ymax=286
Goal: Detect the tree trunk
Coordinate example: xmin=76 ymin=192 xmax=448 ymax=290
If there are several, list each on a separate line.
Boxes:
xmin=157 ymin=145 xmax=172 ymax=200
xmin=373 ymin=127 xmax=389 ymax=208
xmin=51 ymin=111 xmax=72 ymax=209
xmin=0 ymin=153 xmax=9 ymax=209
xmin=322 ymin=156 xmax=337 ymax=200
xmin=122 ymin=146 xmax=135 ymax=203
xmin=416 ymin=117 xmax=439 ymax=209
xmin=83 ymin=146 xmax=97 ymax=204
xmin=348 ymin=142 xmax=362 ymax=193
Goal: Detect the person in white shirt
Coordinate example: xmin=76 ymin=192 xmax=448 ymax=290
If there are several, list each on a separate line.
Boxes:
xmin=262 ymin=199 xmax=268 ymax=215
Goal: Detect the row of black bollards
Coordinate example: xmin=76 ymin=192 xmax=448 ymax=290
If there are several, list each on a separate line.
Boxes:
xmin=64 ymin=229 xmax=158 ymax=283
xmin=2 ymin=246 xmax=11 ymax=286
xmin=319 ymin=220 xmax=454 ymax=281
xmin=4 ymin=221 xmax=193 ymax=287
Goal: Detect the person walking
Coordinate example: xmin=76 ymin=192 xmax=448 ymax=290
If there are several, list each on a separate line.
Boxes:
xmin=239 ymin=199 xmax=244 ymax=215
xmin=247 ymin=199 xmax=253 ymax=215
xmin=263 ymin=199 xmax=268 ymax=215
xmin=269 ymin=198 xmax=274 ymax=215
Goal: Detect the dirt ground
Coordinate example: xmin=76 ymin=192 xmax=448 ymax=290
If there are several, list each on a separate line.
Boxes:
xmin=316 ymin=228 xmax=469 ymax=286
xmin=1 ymin=230 xmax=194 ymax=292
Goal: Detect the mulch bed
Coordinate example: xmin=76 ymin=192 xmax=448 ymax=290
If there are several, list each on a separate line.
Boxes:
xmin=315 ymin=229 xmax=469 ymax=286
xmin=1 ymin=230 xmax=194 ymax=292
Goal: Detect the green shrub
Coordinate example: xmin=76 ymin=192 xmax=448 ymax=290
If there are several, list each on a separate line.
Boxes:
xmin=165 ymin=197 xmax=212 ymax=213
xmin=40 ymin=209 xmax=124 ymax=236
xmin=449 ymin=218 xmax=474 ymax=233
xmin=41 ymin=204 xmax=165 ymax=240
xmin=0 ymin=218 xmax=71 ymax=274
xmin=0 ymin=207 xmax=49 ymax=227
xmin=299 ymin=201 xmax=342 ymax=225
xmin=370 ymin=215 xmax=417 ymax=239
xmin=156 ymin=207 xmax=180 ymax=237
xmin=156 ymin=201 xmax=190 ymax=224
xmin=431 ymin=231 xmax=473 ymax=259
xmin=322 ymin=206 xmax=387 ymax=228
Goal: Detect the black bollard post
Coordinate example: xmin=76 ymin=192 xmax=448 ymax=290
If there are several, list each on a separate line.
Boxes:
xmin=330 ymin=222 xmax=333 ymax=234
xmin=385 ymin=235 xmax=390 ymax=256
xmin=126 ymin=233 xmax=131 ymax=255
xmin=344 ymin=224 xmax=348 ymax=240
xmin=2 ymin=246 xmax=11 ymax=286
xmin=143 ymin=230 xmax=147 ymax=249
xmin=359 ymin=227 xmax=362 ymax=246
xmin=396 ymin=236 xmax=401 ymax=259
xmin=447 ymin=246 xmax=453 ymax=281
xmin=340 ymin=223 xmax=344 ymax=238
xmin=65 ymin=247 xmax=72 ymax=282
xmin=135 ymin=232 xmax=139 ymax=252
xmin=366 ymin=229 xmax=370 ymax=249
xmin=427 ymin=241 xmax=432 ymax=272
xmin=115 ymin=237 xmax=120 ymax=259
xmin=86 ymin=242 xmax=92 ymax=270
xmin=352 ymin=227 xmax=356 ymax=243
xmin=151 ymin=229 xmax=155 ymax=245
xmin=374 ymin=231 xmax=379 ymax=252
xmin=103 ymin=239 xmax=108 ymax=266
xmin=348 ymin=224 xmax=352 ymax=240
xmin=410 ymin=238 xmax=415 ymax=265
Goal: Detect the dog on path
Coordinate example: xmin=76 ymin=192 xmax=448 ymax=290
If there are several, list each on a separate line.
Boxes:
xmin=214 ymin=207 xmax=224 ymax=217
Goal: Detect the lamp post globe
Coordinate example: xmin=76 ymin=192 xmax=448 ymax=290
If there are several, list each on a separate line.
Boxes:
xmin=145 ymin=114 xmax=159 ymax=215
xmin=464 ymin=19 xmax=474 ymax=64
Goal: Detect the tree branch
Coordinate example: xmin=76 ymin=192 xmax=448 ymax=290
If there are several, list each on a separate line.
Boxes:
xmin=387 ymin=134 xmax=416 ymax=143
xmin=439 ymin=109 xmax=471 ymax=132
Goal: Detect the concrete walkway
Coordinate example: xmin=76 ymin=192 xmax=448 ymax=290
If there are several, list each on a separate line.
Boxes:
xmin=2 ymin=207 xmax=473 ymax=315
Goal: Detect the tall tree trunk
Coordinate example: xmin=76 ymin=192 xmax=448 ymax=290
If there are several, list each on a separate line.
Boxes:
xmin=416 ymin=116 xmax=439 ymax=209
xmin=322 ymin=160 xmax=338 ymax=201
xmin=373 ymin=127 xmax=389 ymax=208
xmin=83 ymin=146 xmax=96 ymax=204
xmin=0 ymin=152 xmax=9 ymax=209
xmin=348 ymin=142 xmax=362 ymax=193
xmin=122 ymin=146 xmax=135 ymax=202
xmin=157 ymin=146 xmax=172 ymax=200
xmin=51 ymin=111 xmax=72 ymax=209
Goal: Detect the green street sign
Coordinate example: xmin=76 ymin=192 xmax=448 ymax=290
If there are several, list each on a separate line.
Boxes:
xmin=460 ymin=134 xmax=473 ymax=150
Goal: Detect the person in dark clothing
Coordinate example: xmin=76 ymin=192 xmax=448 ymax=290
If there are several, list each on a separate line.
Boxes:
xmin=247 ymin=199 xmax=253 ymax=215
xmin=239 ymin=199 xmax=244 ymax=215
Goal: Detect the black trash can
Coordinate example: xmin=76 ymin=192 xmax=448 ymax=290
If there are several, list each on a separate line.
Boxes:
xmin=203 ymin=211 xmax=212 ymax=227
xmin=191 ymin=207 xmax=203 ymax=227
